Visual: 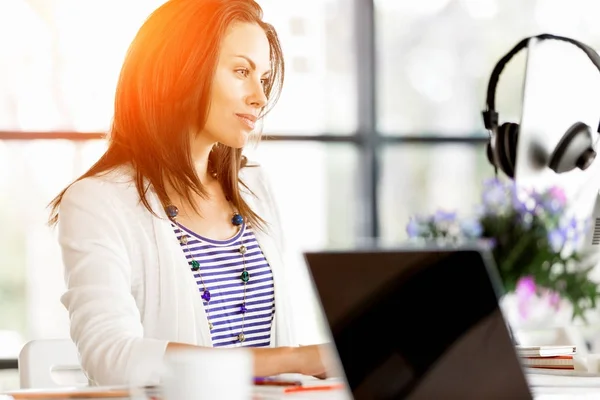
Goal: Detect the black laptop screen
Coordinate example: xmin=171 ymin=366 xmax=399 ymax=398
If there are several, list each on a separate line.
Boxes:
xmin=305 ymin=249 xmax=532 ymax=400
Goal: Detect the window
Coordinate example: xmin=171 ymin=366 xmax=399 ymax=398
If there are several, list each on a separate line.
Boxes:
xmin=4 ymin=0 xmax=600 ymax=390
xmin=378 ymin=143 xmax=489 ymax=243
xmin=374 ymin=0 xmax=600 ymax=136
xmin=0 ymin=1 xmax=360 ymax=361
xmin=0 ymin=0 xmax=357 ymax=135
xmin=245 ymin=141 xmax=359 ymax=343
xmin=0 ymin=1 xmax=165 ymax=132
xmin=0 ymin=139 xmax=108 ymax=358
xmin=260 ymin=0 xmax=357 ymax=134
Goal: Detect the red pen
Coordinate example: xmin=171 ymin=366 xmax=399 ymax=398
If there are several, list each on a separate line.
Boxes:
xmin=253 ymin=377 xmax=344 ymax=393
xmin=281 ymin=383 xmax=345 ymax=393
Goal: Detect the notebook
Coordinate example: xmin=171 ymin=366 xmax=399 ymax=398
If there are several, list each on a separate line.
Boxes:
xmin=522 ymin=356 xmax=575 ymax=370
xmin=516 ymin=345 xmax=577 ymax=358
xmin=516 ymin=345 xmax=577 ymax=370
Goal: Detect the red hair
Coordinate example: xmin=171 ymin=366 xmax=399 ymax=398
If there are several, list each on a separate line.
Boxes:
xmin=48 ymin=0 xmax=285 ymax=229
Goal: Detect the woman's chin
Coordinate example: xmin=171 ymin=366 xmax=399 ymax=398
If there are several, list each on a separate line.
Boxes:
xmin=220 ymin=134 xmax=249 ymax=149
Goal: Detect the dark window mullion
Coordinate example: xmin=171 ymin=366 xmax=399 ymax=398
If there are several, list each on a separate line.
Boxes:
xmin=355 ymin=0 xmax=379 ymax=240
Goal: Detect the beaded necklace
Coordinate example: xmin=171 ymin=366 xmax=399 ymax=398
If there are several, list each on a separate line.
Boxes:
xmin=165 ymin=204 xmax=250 ymax=343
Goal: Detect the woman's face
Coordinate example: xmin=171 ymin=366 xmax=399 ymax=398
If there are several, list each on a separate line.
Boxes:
xmin=200 ymin=21 xmax=271 ymax=148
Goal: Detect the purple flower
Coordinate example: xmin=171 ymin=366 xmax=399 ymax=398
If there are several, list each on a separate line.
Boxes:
xmin=536 ymin=186 xmax=567 ymax=216
xmin=548 ymin=291 xmax=561 ymax=310
xmin=530 ymin=192 xmax=545 ymax=215
xmin=548 ymin=186 xmax=567 ymax=206
xmin=430 ymin=210 xmax=458 ymax=236
xmin=572 ymin=217 xmax=593 ymax=245
xmin=433 ymin=210 xmax=456 ymax=225
xmin=560 ymin=216 xmax=583 ymax=244
xmin=547 ymin=228 xmax=567 ymax=252
xmin=517 ymin=211 xmax=534 ymax=230
xmin=482 ymin=180 xmax=509 ymax=214
xmin=460 ymin=218 xmax=483 ymax=238
xmin=517 ymin=276 xmax=536 ymax=296
xmin=543 ymin=199 xmax=564 ymax=215
xmin=511 ymin=192 xmax=529 ymax=215
xmin=516 ymin=276 xmax=537 ymax=318
xmin=566 ymin=216 xmax=578 ymax=230
xmin=484 ymin=237 xmax=497 ymax=249
xmin=406 ymin=215 xmax=431 ymax=238
xmin=483 ymin=177 xmax=502 ymax=187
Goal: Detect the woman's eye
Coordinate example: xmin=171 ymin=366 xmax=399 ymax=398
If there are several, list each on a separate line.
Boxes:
xmin=236 ymin=68 xmax=269 ymax=87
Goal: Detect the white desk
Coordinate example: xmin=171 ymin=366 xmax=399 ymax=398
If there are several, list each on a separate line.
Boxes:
xmin=251 ymin=372 xmax=600 ymax=399
xmin=6 ymin=373 xmax=600 ymax=399
xmin=2 ymin=382 xmax=353 ymax=400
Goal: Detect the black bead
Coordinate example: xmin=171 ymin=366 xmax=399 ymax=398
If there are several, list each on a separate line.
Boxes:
xmin=165 ymin=205 xmax=179 ymax=219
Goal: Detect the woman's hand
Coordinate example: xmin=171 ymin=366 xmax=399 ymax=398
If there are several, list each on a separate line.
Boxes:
xmin=248 ymin=343 xmax=342 ymax=378
xmin=294 ymin=343 xmax=339 ymax=379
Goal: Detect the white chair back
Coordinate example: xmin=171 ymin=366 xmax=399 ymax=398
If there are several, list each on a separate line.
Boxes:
xmin=18 ymin=339 xmax=88 ymax=389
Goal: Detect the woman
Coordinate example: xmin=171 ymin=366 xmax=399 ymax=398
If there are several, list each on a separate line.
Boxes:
xmin=48 ymin=0 xmax=332 ymax=386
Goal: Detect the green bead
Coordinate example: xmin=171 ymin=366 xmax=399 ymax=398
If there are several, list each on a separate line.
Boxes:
xmin=191 ymin=260 xmax=200 ymax=271
xmin=240 ymin=270 xmax=249 ymax=282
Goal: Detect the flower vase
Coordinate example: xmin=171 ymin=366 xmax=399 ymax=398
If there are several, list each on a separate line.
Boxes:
xmin=499 ymin=291 xmax=578 ymax=347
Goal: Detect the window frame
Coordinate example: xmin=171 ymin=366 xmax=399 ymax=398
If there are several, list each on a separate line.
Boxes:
xmin=0 ymin=0 xmax=489 ymax=370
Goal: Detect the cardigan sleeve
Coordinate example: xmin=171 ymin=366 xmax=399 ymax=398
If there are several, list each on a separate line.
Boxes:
xmin=58 ymin=178 xmax=169 ymax=386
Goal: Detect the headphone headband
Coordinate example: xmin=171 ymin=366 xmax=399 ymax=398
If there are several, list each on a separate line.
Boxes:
xmin=482 ymin=33 xmax=600 ymax=130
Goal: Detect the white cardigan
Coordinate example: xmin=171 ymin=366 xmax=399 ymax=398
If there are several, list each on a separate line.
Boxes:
xmin=58 ymin=164 xmax=300 ymax=386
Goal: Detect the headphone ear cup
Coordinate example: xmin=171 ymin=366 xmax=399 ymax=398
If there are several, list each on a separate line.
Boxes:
xmin=495 ymin=122 xmax=519 ymax=179
xmin=549 ymin=121 xmax=597 ymax=173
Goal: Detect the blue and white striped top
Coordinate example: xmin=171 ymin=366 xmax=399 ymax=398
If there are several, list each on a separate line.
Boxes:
xmin=171 ymin=221 xmax=275 ymax=348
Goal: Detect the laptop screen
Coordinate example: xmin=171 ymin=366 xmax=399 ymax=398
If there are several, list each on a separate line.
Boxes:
xmin=304 ymin=248 xmax=532 ymax=399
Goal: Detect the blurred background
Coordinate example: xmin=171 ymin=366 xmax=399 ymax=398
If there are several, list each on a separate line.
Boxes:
xmin=3 ymin=0 xmax=600 ymax=390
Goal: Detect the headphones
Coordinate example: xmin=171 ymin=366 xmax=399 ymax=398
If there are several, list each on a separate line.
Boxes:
xmin=482 ymin=33 xmax=600 ymax=179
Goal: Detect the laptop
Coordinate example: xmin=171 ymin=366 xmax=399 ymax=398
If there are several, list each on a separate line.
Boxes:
xmin=304 ymin=246 xmax=533 ymax=399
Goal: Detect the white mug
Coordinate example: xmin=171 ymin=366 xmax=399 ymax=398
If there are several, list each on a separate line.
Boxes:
xmin=162 ymin=347 xmax=253 ymax=400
